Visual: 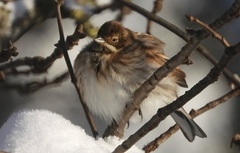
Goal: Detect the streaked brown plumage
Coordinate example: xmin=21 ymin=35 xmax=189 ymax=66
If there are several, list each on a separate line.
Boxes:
xmin=74 ymin=20 xmax=206 ymax=142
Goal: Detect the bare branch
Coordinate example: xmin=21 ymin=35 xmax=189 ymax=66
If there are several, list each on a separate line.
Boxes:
xmin=112 ymin=40 xmax=240 ymax=153
xmin=0 ymin=23 xmax=85 ymax=74
xmin=0 ymin=0 xmax=17 ymax=4
xmin=115 ymin=4 xmax=132 ymax=21
xmin=116 ymin=0 xmax=240 ymax=87
xmin=144 ymin=124 xmax=179 ymax=153
xmin=0 ymin=41 xmax=18 ymax=80
xmin=0 ymin=41 xmax=18 ymax=63
xmin=146 ymin=0 xmax=164 ymax=34
xmin=143 ymin=87 xmax=240 ymax=152
xmin=186 ymin=15 xmax=231 ymax=47
xmin=1 ymin=71 xmax=69 ymax=94
xmin=52 ymin=0 xmax=98 ymax=138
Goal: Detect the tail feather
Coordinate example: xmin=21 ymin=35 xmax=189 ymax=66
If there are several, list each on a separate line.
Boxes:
xmin=171 ymin=110 xmax=207 ymax=142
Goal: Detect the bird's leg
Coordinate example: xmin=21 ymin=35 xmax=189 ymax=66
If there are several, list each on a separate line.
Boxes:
xmin=138 ymin=108 xmax=143 ymax=121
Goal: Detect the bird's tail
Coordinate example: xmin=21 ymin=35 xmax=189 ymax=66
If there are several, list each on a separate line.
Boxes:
xmin=171 ymin=110 xmax=207 ymax=142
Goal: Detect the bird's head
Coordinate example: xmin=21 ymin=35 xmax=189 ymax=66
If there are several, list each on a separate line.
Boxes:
xmin=93 ymin=21 xmax=136 ymax=53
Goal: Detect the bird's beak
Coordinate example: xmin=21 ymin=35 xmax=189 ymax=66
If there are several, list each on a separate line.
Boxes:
xmin=94 ymin=37 xmax=105 ymax=44
xmin=94 ymin=37 xmax=118 ymax=53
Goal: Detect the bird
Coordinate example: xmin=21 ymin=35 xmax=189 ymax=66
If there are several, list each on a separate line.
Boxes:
xmin=74 ymin=20 xmax=207 ymax=142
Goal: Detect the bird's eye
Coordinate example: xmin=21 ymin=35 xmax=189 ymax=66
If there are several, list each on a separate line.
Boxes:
xmin=112 ymin=37 xmax=118 ymax=43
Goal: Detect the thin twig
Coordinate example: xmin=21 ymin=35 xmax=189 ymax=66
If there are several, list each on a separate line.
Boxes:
xmin=0 ymin=41 xmax=18 ymax=80
xmin=52 ymin=0 xmax=98 ymax=138
xmin=0 ymin=41 xmax=18 ymax=63
xmin=145 ymin=124 xmax=179 ymax=153
xmin=0 ymin=24 xmax=86 ymax=74
xmin=143 ymin=87 xmax=240 ymax=153
xmin=146 ymin=0 xmax=163 ymax=34
xmin=91 ymin=3 xmax=113 ymax=14
xmin=1 ymin=71 xmax=69 ymax=94
xmin=115 ymin=0 xmax=132 ymax=21
xmin=186 ymin=15 xmax=231 ymax=47
xmin=0 ymin=56 xmax=50 ymax=73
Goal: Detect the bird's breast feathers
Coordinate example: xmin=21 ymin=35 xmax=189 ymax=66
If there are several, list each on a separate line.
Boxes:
xmin=74 ymin=48 xmax=179 ymax=123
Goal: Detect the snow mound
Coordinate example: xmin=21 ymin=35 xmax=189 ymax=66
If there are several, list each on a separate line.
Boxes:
xmin=0 ymin=109 xmax=143 ymax=153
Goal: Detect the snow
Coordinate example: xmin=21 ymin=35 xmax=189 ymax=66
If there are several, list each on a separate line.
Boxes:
xmin=0 ymin=109 xmax=143 ymax=153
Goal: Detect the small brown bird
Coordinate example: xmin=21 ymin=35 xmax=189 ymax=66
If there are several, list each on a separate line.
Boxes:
xmin=74 ymin=20 xmax=207 ymax=142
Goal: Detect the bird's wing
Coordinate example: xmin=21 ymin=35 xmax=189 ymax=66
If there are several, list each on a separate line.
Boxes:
xmin=136 ymin=32 xmax=165 ymax=54
xmin=136 ymin=33 xmax=188 ymax=88
xmin=171 ymin=68 xmax=188 ymax=88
